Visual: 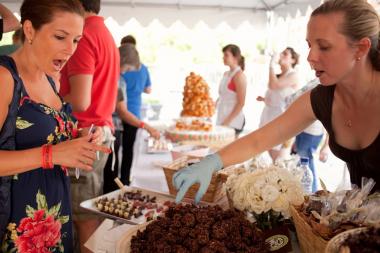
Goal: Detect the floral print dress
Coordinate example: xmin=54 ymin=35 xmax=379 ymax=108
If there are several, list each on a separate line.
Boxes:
xmin=1 ymin=68 xmax=78 ymax=253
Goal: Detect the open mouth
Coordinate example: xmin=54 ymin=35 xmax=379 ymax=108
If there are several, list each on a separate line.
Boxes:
xmin=315 ymin=70 xmax=325 ymax=77
xmin=53 ymin=59 xmax=66 ymax=71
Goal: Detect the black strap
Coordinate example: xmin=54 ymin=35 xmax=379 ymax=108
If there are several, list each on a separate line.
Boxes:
xmin=0 ymin=55 xmax=24 ymax=99
xmin=0 ymin=18 xmax=3 ymax=41
xmin=46 ymin=75 xmax=65 ymax=104
xmin=0 ymin=55 xmax=23 ymax=241
xmin=0 ymin=55 xmax=63 ymax=104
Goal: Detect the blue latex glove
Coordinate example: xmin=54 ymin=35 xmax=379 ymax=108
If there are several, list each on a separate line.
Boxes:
xmin=173 ymin=153 xmax=223 ymax=204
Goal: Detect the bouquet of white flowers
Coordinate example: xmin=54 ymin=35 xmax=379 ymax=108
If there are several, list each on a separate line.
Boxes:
xmin=226 ymin=164 xmax=304 ymax=230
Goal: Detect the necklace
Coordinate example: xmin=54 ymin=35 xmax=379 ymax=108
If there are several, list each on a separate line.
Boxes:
xmin=345 ymin=119 xmax=352 ymax=128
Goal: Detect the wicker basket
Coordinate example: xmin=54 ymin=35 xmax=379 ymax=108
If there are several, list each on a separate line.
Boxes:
xmin=162 ymin=156 xmax=226 ymax=203
xmin=290 ymin=205 xmax=328 ymax=253
xmin=325 ymin=227 xmax=369 ymax=253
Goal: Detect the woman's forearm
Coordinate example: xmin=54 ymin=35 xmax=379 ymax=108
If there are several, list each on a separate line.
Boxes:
xmin=116 ymin=103 xmax=141 ymax=128
xmin=218 ymin=91 xmax=316 ymax=168
xmin=0 ymin=148 xmax=42 ymax=176
xmin=218 ymin=132 xmax=260 ymax=167
xmin=268 ymin=67 xmax=279 ymax=89
xmin=119 ymin=111 xmax=141 ymax=128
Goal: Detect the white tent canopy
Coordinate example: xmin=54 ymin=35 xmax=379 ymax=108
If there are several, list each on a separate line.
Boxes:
xmin=1 ymin=0 xmax=320 ymax=27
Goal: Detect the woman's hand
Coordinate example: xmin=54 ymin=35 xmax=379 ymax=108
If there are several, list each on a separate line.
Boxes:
xmin=319 ymin=147 xmax=329 ymax=162
xmin=145 ymin=125 xmax=161 ymax=139
xmin=221 ymin=119 xmax=231 ymax=127
xmin=173 ymin=153 xmax=224 ymax=203
xmin=269 ymin=53 xmax=279 ymax=68
xmin=52 ymin=134 xmax=111 ymax=171
xmin=80 ymin=126 xmax=103 ymax=144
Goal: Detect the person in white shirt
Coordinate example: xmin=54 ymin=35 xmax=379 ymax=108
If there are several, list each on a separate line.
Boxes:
xmin=216 ymin=44 xmax=247 ymax=137
xmin=257 ymin=47 xmax=301 ymax=162
xmin=286 ymin=78 xmax=329 ymax=192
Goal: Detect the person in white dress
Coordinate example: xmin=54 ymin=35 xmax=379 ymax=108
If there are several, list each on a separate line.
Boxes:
xmin=216 ymin=44 xmax=247 ymax=137
xmin=286 ymin=78 xmax=330 ymax=192
xmin=257 ymin=47 xmax=301 ymax=162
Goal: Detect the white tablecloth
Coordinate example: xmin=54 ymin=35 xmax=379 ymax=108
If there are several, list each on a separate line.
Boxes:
xmin=85 ymin=219 xmax=134 ymax=253
xmin=86 ymin=129 xmax=302 ymax=253
xmin=129 ymin=129 xmax=172 ymax=193
xmin=85 ymin=129 xmax=174 ymax=252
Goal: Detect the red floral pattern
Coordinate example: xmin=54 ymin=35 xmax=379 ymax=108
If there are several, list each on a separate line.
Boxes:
xmin=15 ymin=210 xmax=61 ymax=253
xmin=2 ymin=191 xmax=69 ymax=253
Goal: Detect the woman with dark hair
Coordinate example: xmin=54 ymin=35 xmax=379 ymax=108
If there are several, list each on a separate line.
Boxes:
xmin=216 ymin=44 xmax=247 ymax=136
xmin=175 ymin=0 xmax=380 ymax=204
xmin=257 ymin=47 xmax=301 ymax=162
xmin=103 ymin=44 xmax=159 ymax=193
xmin=0 ymin=0 xmax=109 ymax=251
xmin=120 ymin=42 xmax=153 ymax=185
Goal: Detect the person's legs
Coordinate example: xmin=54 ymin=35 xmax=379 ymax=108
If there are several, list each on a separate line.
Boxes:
xmin=114 ymin=129 xmax=122 ymax=174
xmin=295 ymin=132 xmax=323 ymax=192
xmin=103 ymin=130 xmax=122 ymax=193
xmin=121 ymin=123 xmax=138 ymax=185
xmin=234 ymin=118 xmax=246 ymax=138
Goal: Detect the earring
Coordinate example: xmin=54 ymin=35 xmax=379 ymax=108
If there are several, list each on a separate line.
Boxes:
xmin=28 ymin=39 xmax=32 ymax=44
xmin=356 ymin=57 xmax=361 ymax=61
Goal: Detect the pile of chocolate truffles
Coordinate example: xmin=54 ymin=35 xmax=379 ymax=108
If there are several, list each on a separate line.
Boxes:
xmin=131 ymin=204 xmax=268 ymax=253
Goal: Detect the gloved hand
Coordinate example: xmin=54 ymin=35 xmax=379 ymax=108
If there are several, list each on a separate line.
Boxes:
xmin=269 ymin=53 xmax=279 ymax=68
xmin=173 ymin=153 xmax=223 ymax=204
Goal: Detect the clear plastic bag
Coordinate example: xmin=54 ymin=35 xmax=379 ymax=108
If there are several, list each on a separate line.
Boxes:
xmin=303 ymin=177 xmax=378 ymax=236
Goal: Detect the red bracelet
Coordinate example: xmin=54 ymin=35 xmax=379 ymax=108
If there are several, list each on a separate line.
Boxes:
xmin=42 ymin=144 xmax=53 ymax=169
xmin=139 ymin=121 xmax=145 ymax=129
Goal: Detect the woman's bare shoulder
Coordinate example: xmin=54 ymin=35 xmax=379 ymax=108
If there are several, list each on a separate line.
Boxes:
xmin=0 ymin=66 xmax=15 ymax=104
xmin=234 ymin=71 xmax=247 ymax=82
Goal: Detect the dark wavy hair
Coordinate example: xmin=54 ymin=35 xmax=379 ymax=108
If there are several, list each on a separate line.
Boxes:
xmin=119 ymin=44 xmax=140 ymax=69
xmin=78 ymin=0 xmax=100 ymax=14
xmin=121 ymin=35 xmax=137 ymax=46
xmin=20 ymin=0 xmax=84 ymax=41
xmin=285 ymin=47 xmax=299 ymax=68
xmin=222 ymin=44 xmax=245 ymax=71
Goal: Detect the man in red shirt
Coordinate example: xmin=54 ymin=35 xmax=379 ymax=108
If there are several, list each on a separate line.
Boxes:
xmin=0 ymin=3 xmax=20 ymax=41
xmin=59 ymin=1 xmax=119 ymax=252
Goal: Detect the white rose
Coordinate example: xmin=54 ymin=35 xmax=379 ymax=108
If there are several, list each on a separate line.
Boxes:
xmin=267 ymin=172 xmax=281 ymax=185
xmin=251 ymin=169 xmax=267 ymax=179
xmin=285 ymin=186 xmax=304 ymax=205
xmin=261 ymin=185 xmax=280 ymax=202
xmin=272 ymin=194 xmax=289 ymax=215
xmin=250 ymin=199 xmax=266 ymax=214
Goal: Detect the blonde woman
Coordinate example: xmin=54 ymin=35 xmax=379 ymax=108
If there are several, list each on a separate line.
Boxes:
xmin=175 ymin=0 xmax=380 ymax=203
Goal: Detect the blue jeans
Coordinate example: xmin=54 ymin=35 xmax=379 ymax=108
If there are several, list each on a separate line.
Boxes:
xmin=295 ymin=132 xmax=323 ymax=192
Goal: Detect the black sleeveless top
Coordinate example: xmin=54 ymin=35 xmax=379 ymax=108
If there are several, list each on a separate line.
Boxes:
xmin=310 ymin=85 xmax=380 ymax=191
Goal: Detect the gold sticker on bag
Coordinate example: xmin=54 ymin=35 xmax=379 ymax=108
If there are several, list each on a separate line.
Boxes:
xmin=265 ymin=234 xmax=289 ymax=251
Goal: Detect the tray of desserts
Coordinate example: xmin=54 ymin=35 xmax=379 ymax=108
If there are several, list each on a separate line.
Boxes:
xmin=80 ymin=186 xmax=176 ymax=225
xmin=116 ymin=204 xmax=268 ymax=253
xmin=146 ymin=137 xmax=173 ymax=154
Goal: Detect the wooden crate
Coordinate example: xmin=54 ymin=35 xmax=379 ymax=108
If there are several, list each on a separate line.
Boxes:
xmin=290 ymin=205 xmax=328 ymax=253
xmin=162 ymin=156 xmax=226 ymax=203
